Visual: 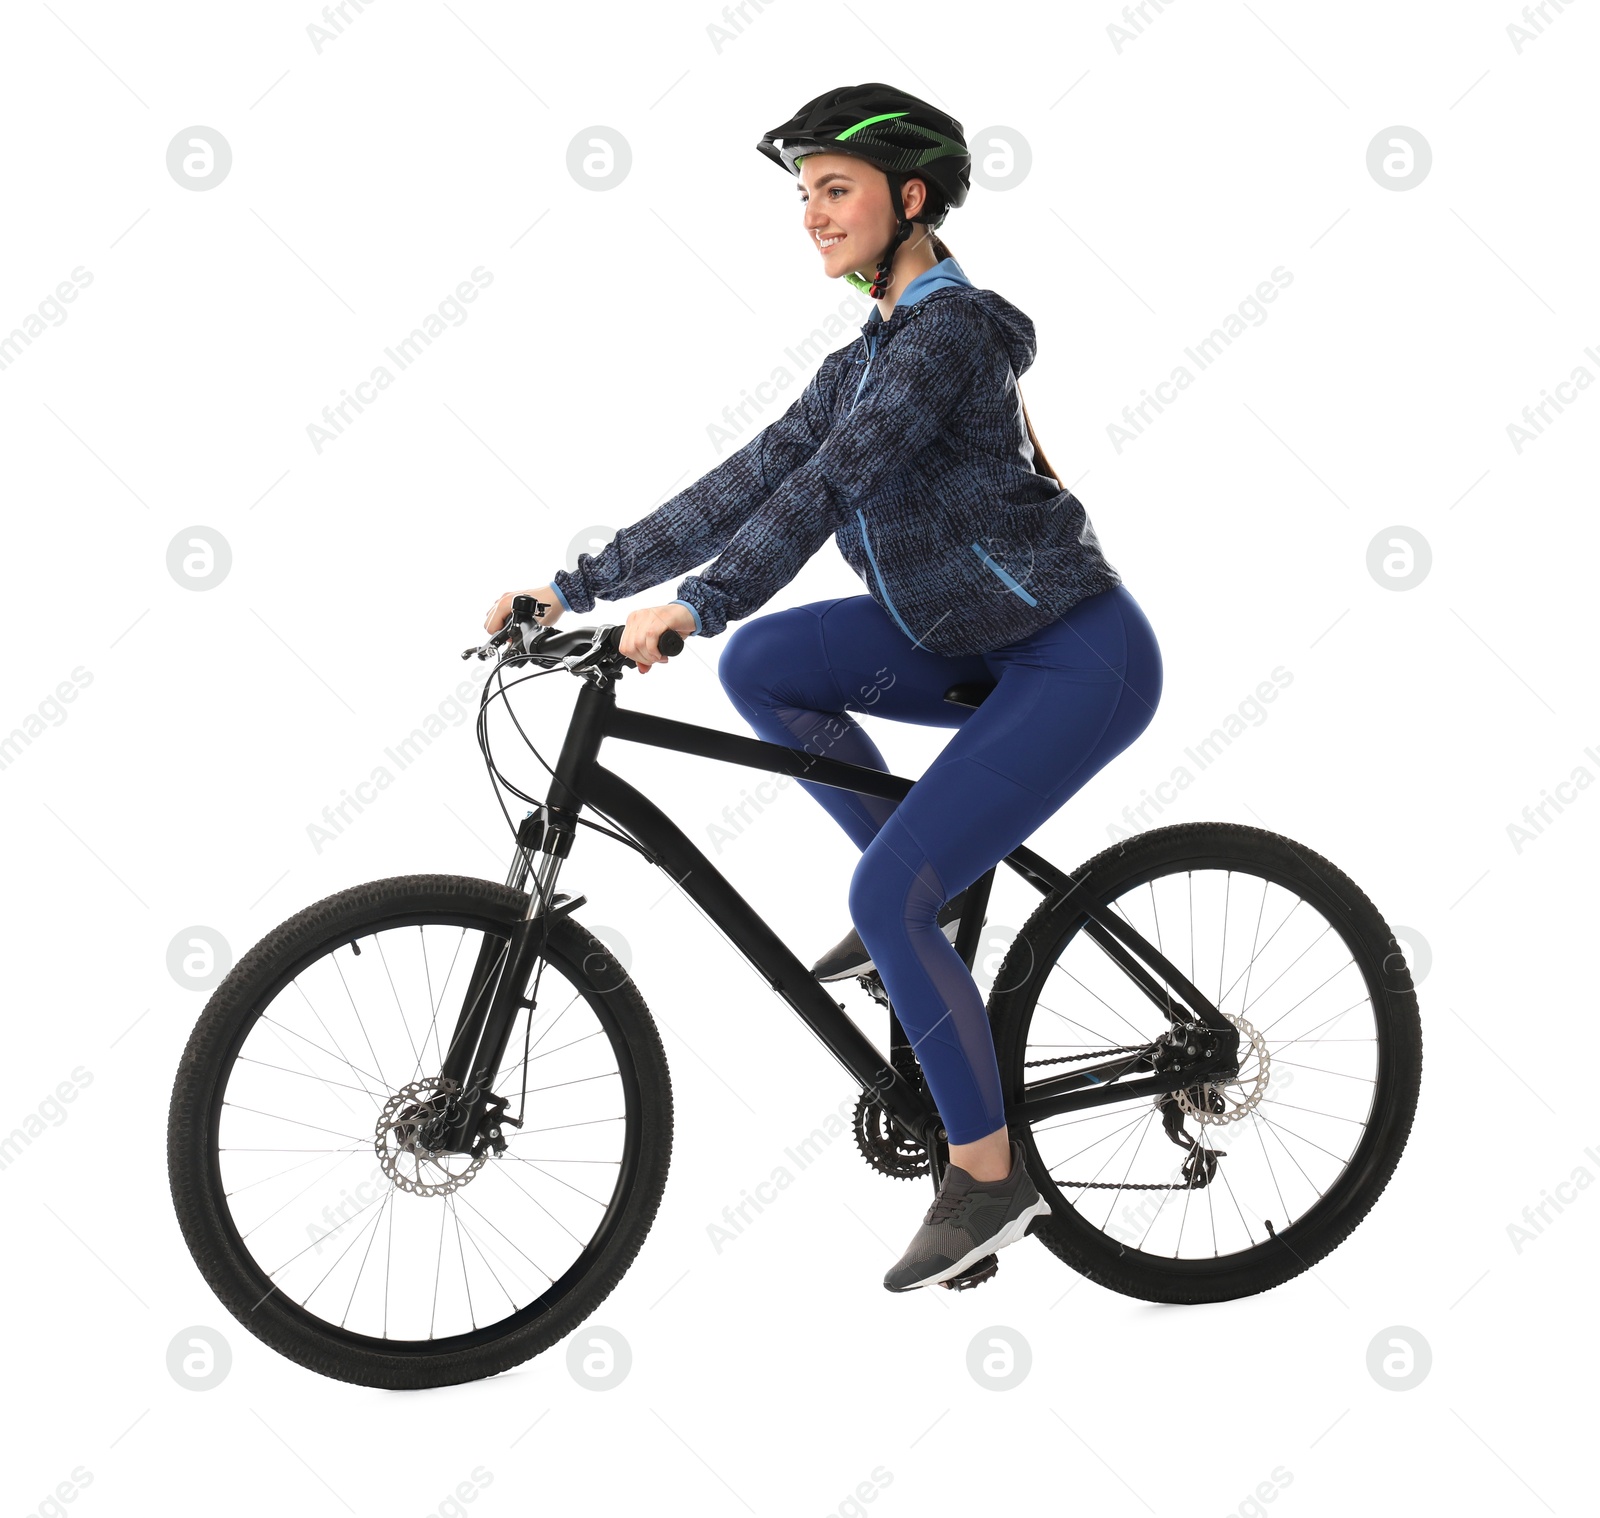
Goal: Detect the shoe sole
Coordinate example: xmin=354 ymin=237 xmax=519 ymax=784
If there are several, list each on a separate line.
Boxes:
xmin=816 ymin=919 xmax=965 ymax=983
xmin=883 ymin=1194 xmax=1054 ymax=1293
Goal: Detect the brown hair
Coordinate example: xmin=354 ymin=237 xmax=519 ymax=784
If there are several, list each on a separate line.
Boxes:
xmin=922 ymin=224 xmax=1061 ymax=487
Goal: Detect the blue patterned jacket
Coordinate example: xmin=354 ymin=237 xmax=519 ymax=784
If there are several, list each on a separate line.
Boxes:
xmin=550 ymin=257 xmax=1122 ymax=656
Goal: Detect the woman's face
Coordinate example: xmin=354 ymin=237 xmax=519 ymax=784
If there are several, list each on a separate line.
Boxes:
xmin=796 ymin=152 xmax=926 ymax=280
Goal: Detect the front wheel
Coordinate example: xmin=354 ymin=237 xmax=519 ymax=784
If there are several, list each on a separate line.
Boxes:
xmin=989 ymin=822 xmax=1421 ymax=1304
xmin=167 ymin=874 xmax=672 ymax=1389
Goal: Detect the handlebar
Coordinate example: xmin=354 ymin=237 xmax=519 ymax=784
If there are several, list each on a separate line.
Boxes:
xmin=459 ymin=594 xmax=684 ymax=675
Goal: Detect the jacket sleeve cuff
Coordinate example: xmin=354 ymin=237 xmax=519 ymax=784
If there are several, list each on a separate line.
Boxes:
xmin=550 ymin=571 xmax=586 ymax=614
xmin=671 ymin=579 xmax=729 ymax=639
xmin=667 ymin=598 xmax=703 ymax=636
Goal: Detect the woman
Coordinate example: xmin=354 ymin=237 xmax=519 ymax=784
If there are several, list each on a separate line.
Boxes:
xmin=486 ymin=82 xmax=1163 ymax=1293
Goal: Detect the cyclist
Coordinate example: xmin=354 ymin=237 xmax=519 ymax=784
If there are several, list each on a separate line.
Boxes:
xmin=486 ymin=82 xmax=1163 ymax=1292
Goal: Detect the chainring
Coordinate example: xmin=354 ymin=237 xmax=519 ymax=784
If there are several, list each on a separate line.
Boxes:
xmin=852 ymin=1091 xmax=930 ymax=1179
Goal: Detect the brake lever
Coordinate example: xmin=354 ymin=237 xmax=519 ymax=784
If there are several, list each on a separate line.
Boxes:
xmin=563 ymin=626 xmax=625 ymax=678
xmin=461 ymin=628 xmax=511 ymax=660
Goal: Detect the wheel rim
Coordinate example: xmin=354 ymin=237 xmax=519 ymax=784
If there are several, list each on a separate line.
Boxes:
xmin=1014 ymin=861 xmax=1392 ymax=1263
xmin=201 ymin=908 xmax=644 ymax=1352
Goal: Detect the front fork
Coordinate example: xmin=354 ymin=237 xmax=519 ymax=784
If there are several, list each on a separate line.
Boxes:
xmin=433 ymin=806 xmax=583 ymax=1154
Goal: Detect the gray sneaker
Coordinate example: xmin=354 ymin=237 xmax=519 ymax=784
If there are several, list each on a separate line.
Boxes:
xmin=812 ymin=887 xmax=973 ymax=983
xmin=883 ymin=1139 xmax=1052 ymax=1292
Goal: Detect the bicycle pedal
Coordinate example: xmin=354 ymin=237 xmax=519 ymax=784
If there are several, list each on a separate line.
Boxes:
xmin=938 ymin=1253 xmax=999 ymax=1291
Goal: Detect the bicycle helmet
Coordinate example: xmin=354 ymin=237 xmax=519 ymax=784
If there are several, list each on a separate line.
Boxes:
xmin=757 ymin=82 xmax=971 ymax=298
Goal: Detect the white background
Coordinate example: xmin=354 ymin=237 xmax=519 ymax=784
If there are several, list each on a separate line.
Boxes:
xmin=2 ymin=1 xmax=1594 ymax=1513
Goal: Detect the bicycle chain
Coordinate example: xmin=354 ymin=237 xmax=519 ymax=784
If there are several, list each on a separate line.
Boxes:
xmin=856 ymin=1004 xmax=1261 ymax=1196
xmin=1024 ymin=1043 xmax=1152 ymax=1069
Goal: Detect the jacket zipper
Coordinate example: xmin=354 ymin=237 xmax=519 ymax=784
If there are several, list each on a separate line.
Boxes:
xmin=850 ymin=332 xmax=877 ymax=412
xmin=856 ymin=509 xmax=920 ymax=643
xmin=850 ymin=312 xmax=929 ymax=642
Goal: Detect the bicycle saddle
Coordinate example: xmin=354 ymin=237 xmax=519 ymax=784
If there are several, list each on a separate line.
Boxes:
xmin=942 ymin=681 xmax=996 ymax=709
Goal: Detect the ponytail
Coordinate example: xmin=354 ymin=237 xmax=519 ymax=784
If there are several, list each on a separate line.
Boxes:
xmin=1014 ymin=385 xmax=1059 ymax=487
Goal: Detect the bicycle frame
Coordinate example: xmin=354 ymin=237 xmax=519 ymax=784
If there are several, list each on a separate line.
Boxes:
xmin=438 ymin=668 xmax=1240 ymax=1157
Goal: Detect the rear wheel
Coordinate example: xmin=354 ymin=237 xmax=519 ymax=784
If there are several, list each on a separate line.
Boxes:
xmin=167 ymin=874 xmax=672 ymax=1388
xmin=989 ymin=823 xmax=1420 ymax=1303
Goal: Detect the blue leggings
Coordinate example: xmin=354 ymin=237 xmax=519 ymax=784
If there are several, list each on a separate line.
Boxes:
xmin=716 ymin=585 xmax=1164 ymax=1145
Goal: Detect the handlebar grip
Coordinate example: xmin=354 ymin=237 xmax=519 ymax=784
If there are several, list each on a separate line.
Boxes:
xmin=658 ymin=629 xmax=684 ymax=657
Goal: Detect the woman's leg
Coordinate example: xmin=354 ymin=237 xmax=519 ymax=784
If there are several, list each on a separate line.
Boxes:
xmin=715 ymin=595 xmax=992 ymax=851
xmin=849 ymin=585 xmax=1164 ymax=1167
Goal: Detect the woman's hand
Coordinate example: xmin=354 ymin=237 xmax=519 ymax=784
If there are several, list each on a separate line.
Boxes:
xmin=619 ymin=603 xmax=696 ymax=674
xmin=485 ymin=587 xmax=563 ymax=634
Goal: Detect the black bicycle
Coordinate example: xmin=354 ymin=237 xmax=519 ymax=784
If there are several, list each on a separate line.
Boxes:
xmin=168 ymin=596 xmax=1422 ymax=1389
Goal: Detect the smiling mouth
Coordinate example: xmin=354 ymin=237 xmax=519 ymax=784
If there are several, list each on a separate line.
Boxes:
xmin=816 ymin=234 xmax=846 ymax=252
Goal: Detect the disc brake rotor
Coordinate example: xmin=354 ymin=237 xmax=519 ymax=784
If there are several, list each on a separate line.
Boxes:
xmin=375 ymin=1078 xmax=489 ymax=1197
xmin=1175 ymin=1012 xmax=1269 ymax=1125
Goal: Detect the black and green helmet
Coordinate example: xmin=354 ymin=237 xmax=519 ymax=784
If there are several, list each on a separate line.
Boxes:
xmin=757 ymin=83 xmax=971 ymax=298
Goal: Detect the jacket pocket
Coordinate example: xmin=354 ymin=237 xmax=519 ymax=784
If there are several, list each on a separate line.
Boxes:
xmin=970 ymin=540 xmax=1039 ymax=606
xmin=855 ymin=509 xmax=920 ymax=643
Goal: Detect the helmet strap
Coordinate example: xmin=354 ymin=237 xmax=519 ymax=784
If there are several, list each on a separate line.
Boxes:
xmin=859 ymin=175 xmax=915 ymax=301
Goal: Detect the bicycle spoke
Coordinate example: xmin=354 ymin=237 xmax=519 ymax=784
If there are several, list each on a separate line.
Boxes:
xmin=507 ymin=1115 xmax=627 ymax=1137
xmin=235 ymin=1054 xmax=377 ymax=1098
xmin=430 ymin=1196 xmax=449 ymax=1338
xmin=1049 ymin=966 xmax=1164 ymax=1049
xmin=331 ymin=951 xmax=391 ymax=1093
xmin=265 ymin=1187 xmax=387 ymax=1281
xmin=222 ymin=1103 xmax=367 ymax=1144
xmin=261 ymin=1023 xmax=365 ymax=1118
xmin=451 ymin=1197 xmax=477 ymax=1331
xmin=263 ymin=1012 xmax=388 ymax=1102
xmin=1216 ymin=892 xmax=1303 ymax=1012
xmin=1039 ymin=1107 xmax=1152 ymax=1166
xmin=1250 ymin=1109 xmax=1329 ymax=1200
xmin=453 ymin=1191 xmax=558 ymax=1284
xmin=498 ymin=1154 xmax=613 ymax=1206
xmin=228 ymin=1148 xmax=354 ymax=1197
xmin=375 ymin=934 xmax=423 ymax=1078
xmin=422 ymin=927 xmax=468 ymax=1079
xmin=290 ymin=979 xmax=389 ymax=1107
xmin=1260 ymin=1097 xmax=1367 ymax=1125
xmin=1269 ymin=1059 xmax=1375 ymax=1084
xmin=1033 ymin=988 xmax=1149 ymax=1049
xmin=1236 ymin=924 xmax=1337 ymax=1023
xmin=237 ymin=1147 xmax=366 ymax=1239
xmin=342 ymin=1191 xmax=393 ymax=1329
xmin=1264 ymin=999 xmax=1371 ymax=1050
xmin=452 ymin=1204 xmax=525 ymax=1313
xmin=491 ymin=1022 xmax=598 ymax=1085
xmin=485 ymin=1161 xmax=592 ymax=1249
xmin=302 ymin=1193 xmax=391 ymax=1312
xmin=1248 ymin=1107 xmax=1351 ymax=1171
xmin=221 ymin=1145 xmax=370 ymax=1155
